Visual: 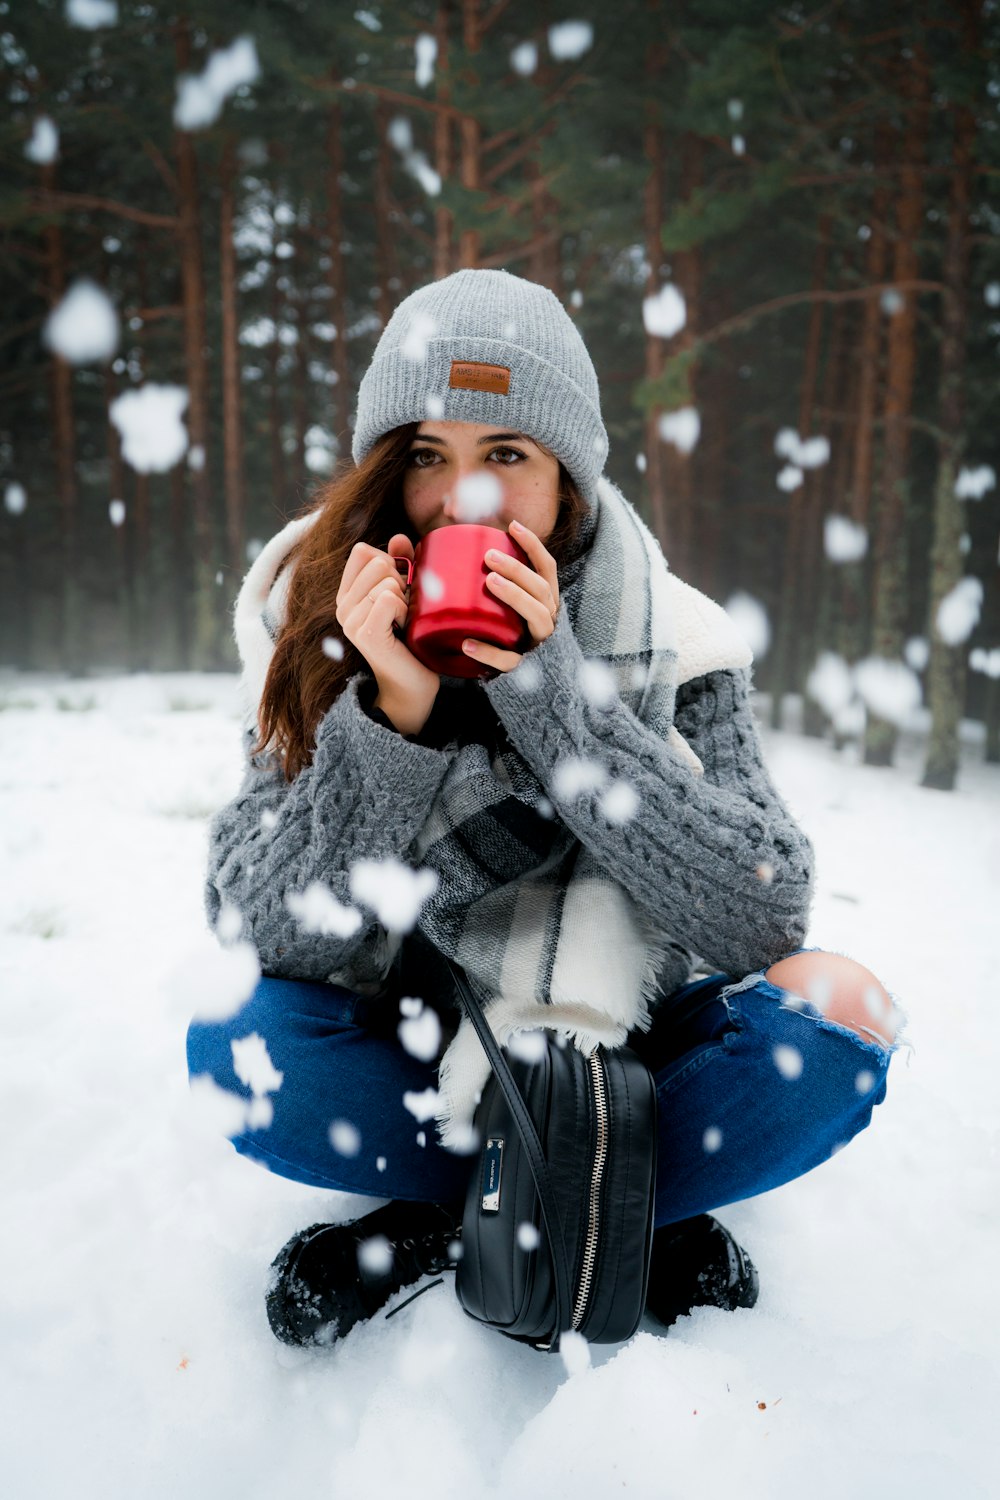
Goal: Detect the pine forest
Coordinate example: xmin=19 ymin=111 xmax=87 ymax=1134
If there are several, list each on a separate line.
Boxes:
xmin=2 ymin=0 xmax=999 ymax=791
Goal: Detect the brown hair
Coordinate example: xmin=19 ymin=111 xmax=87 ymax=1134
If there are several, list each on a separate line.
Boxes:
xmin=252 ymin=424 xmax=589 ymax=781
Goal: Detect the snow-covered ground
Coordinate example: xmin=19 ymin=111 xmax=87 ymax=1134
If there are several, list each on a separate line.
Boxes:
xmin=1 ymin=669 xmax=996 ymax=1499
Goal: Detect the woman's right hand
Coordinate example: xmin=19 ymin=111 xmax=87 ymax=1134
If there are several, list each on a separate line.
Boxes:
xmin=335 ymin=535 xmax=440 ymax=735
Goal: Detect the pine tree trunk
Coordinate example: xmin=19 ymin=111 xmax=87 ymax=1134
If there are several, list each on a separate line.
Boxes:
xmin=864 ymin=48 xmax=930 ymax=766
xmin=642 ymin=42 xmax=667 ymax=548
xmin=41 ymin=162 xmax=81 ymax=673
xmin=326 ymin=94 xmax=352 ymax=454
xmin=268 ymin=243 xmax=285 ymax=506
xmin=694 ymin=300 xmax=732 ymax=602
xmin=434 ymin=0 xmax=454 ymax=278
xmin=770 ymin=212 xmax=831 ymax=727
xmin=921 ymin=76 xmax=977 ymax=790
xmin=293 ymin=227 xmax=311 ymax=498
xmin=458 ymin=0 xmax=481 ymax=268
xmin=984 ymin=676 xmax=1000 ymax=763
xmin=374 ymin=98 xmax=394 ymax=327
xmin=526 ymin=153 xmax=551 ymax=289
xmin=104 ymin=358 xmax=129 ymax=664
xmin=174 ymin=18 xmax=218 ymax=668
xmin=219 ymin=137 xmax=246 ymax=588
xmin=169 ymin=462 xmax=192 ymax=668
xmin=663 ymin=131 xmax=703 ymax=585
xmin=803 ymin=282 xmax=851 ymax=737
xmin=838 ymin=120 xmax=891 ymax=670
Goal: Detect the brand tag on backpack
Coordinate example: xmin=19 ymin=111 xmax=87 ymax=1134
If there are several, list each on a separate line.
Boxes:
xmin=481 ymin=1136 xmax=504 ymax=1212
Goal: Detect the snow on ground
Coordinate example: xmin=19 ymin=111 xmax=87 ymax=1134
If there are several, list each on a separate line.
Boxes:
xmin=1 ymin=669 xmax=997 ymax=1499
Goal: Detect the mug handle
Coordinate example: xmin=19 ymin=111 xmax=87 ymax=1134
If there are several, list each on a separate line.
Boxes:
xmin=392 ymin=556 xmax=414 ymax=587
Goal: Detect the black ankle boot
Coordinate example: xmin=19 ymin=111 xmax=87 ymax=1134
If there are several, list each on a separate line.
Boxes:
xmin=645 ymin=1214 xmax=759 ymax=1329
xmin=265 ymin=1199 xmax=463 ymax=1348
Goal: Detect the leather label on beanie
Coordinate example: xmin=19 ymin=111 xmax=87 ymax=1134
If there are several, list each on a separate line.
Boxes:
xmin=449 ymin=360 xmax=511 ymax=395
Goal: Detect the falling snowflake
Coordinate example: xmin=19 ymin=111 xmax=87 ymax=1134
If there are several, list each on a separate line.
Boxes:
xmin=357 ymin=1235 xmax=393 ymax=1275
xmin=398 ymin=1004 xmax=442 ymax=1063
xmin=548 ymin=20 xmax=593 ymax=60
xmin=174 ymin=36 xmax=260 ymax=131
xmin=773 ymin=1044 xmax=804 ymax=1081
xmin=507 ymin=1029 xmax=547 ymax=1064
xmin=517 ymin=1222 xmax=541 ymax=1251
xmin=417 ymin=567 xmax=445 ymax=602
xmin=903 ymin=637 xmax=929 ymax=672
xmin=403 ymin=1087 xmax=441 ymax=1123
xmin=110 ymin=385 xmax=189 ymax=473
xmin=329 ymin=1119 xmax=362 ymax=1156
xmin=24 ymin=116 xmax=59 ymax=163
xmin=724 ymin=592 xmax=770 ymax=659
xmin=806 ymin=652 xmax=854 ymax=717
xmin=510 ymin=41 xmax=538 ymax=75
xmin=642 ymin=284 xmax=686 ymax=339
xmin=552 ymin=756 xmax=608 ymax=800
xmin=414 ymin=33 xmax=437 ymax=87
xmin=702 ymin=1126 xmax=723 ymax=1153
xmin=401 ymin=312 xmax=438 ymax=361
xmin=824 ymin=515 xmax=867 ymax=563
xmin=286 ymin=881 xmax=363 ymax=938
xmin=558 ymin=1328 xmax=592 ymax=1376
xmin=936 ymin=577 xmax=983 ymax=646
xmin=954 ymin=465 xmax=995 ymax=500
xmin=231 ymin=1032 xmax=283 ymax=1096
xmin=5 ymin=484 xmax=27 ymax=517
xmin=657 ymin=407 xmax=701 ymax=454
xmin=853 ymin=657 xmax=922 ymax=727
xmin=579 ymin=660 xmax=617 ymax=710
xmin=66 ymin=0 xmax=118 ymax=27
xmin=44 ymin=280 xmax=119 ymax=364
xmin=777 ymin=464 xmax=804 ymax=493
xmin=454 ymin=471 xmax=502 ymax=522
xmin=599 ymin=781 xmax=639 ymax=825
xmin=348 ymin=857 xmax=439 ymax=933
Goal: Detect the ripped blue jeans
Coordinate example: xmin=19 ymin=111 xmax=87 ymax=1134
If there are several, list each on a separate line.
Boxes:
xmin=186 ymin=948 xmax=900 ymax=1228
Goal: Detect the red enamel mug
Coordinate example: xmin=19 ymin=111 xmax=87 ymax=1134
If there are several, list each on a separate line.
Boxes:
xmin=394 ymin=524 xmax=530 ymax=679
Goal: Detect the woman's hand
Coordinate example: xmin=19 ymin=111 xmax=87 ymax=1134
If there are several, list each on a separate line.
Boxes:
xmin=336 ymin=535 xmax=440 ymax=735
xmin=461 ymin=519 xmax=560 ymax=675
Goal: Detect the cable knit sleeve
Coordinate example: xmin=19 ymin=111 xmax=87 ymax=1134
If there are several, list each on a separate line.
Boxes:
xmin=206 ymin=675 xmax=455 ymax=988
xmin=483 ymin=608 xmax=815 ymax=976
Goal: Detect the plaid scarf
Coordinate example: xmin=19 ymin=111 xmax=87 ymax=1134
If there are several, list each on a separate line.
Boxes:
xmin=238 ymin=478 xmax=739 ymax=1144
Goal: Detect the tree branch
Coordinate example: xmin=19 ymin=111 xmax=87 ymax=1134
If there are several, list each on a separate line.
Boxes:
xmin=28 ymin=189 xmax=179 ymax=231
xmin=700 ymin=278 xmax=947 ymax=348
xmin=478 ymin=226 xmax=563 ymax=269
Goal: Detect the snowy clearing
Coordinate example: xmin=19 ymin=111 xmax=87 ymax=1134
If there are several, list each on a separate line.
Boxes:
xmin=0 ymin=669 xmax=996 ymax=1499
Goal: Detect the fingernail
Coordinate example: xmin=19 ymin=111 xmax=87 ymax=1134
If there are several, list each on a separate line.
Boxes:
xmin=509 ymin=519 xmax=524 ymax=531
xmin=462 ymin=640 xmax=477 ymax=653
xmin=485 ymin=549 xmax=500 ymax=562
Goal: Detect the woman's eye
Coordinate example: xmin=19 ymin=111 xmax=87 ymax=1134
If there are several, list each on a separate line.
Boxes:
xmin=489 ymin=446 xmax=525 ymax=465
xmin=408 ymin=449 xmax=438 ymax=467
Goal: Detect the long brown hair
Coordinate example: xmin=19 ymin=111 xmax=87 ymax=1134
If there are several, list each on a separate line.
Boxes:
xmin=253 ymin=424 xmax=589 ymax=780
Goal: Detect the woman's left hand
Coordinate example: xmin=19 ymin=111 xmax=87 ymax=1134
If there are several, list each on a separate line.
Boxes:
xmin=461 ymin=519 xmax=560 ymax=674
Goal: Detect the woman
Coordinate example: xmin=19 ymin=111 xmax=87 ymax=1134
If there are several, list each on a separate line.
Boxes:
xmin=188 ymin=268 xmax=900 ymax=1349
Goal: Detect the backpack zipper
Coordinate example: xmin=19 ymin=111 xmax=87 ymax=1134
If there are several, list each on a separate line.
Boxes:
xmin=570 ymin=1049 xmax=609 ymax=1331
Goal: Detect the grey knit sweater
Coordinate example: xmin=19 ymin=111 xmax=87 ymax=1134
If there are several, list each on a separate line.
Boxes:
xmin=206 ymin=603 xmax=815 ymax=1012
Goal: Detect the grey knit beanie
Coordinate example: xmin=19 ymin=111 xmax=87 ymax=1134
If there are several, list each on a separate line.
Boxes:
xmin=351 ymin=268 xmax=608 ymax=507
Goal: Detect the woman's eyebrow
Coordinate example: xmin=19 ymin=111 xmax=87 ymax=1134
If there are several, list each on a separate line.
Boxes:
xmin=411 ymin=431 xmax=537 ymax=447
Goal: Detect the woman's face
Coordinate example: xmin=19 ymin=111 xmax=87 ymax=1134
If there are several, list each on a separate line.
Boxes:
xmin=401 ymin=421 xmax=562 ymax=543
